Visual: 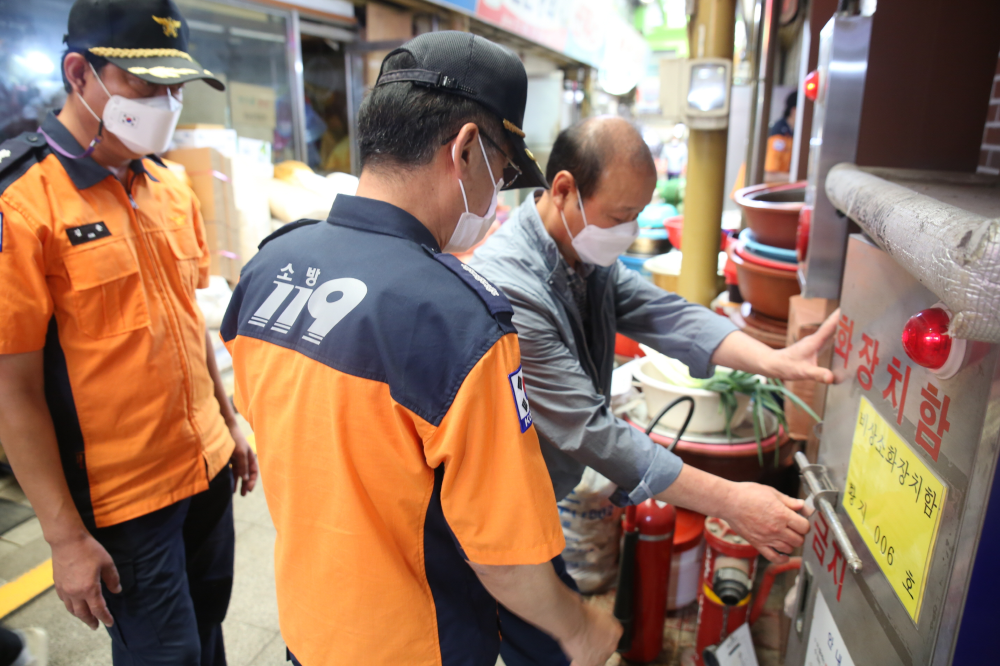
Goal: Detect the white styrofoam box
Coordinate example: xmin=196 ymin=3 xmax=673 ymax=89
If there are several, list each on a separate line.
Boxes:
xmin=171 ymin=128 xmax=238 ymax=158
xmin=236 ymin=136 xmax=274 ymax=175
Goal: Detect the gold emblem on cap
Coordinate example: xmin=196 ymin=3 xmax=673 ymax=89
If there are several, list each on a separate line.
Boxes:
xmin=128 ymin=66 xmax=199 ymax=78
xmin=153 ymin=16 xmax=183 ymax=38
xmin=503 ymin=119 xmax=525 ymax=138
xmin=525 ymin=148 xmax=537 ymax=163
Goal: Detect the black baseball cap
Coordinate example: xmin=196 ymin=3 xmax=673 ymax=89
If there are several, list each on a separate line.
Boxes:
xmin=375 ymin=31 xmax=547 ymax=190
xmin=65 ymin=0 xmax=224 ymax=91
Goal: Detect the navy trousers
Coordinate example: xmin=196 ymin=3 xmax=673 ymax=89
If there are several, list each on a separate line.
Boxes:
xmin=95 ymin=470 xmax=235 ymax=666
xmin=497 ymin=555 xmax=577 ymax=666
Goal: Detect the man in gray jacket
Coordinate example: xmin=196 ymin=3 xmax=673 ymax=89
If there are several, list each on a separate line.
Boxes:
xmin=469 ymin=117 xmax=836 ymax=666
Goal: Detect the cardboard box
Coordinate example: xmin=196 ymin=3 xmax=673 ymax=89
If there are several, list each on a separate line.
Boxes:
xmin=364 ymin=3 xmax=414 ymax=88
xmin=177 ymin=70 xmax=229 ymax=126
xmin=229 ymin=82 xmax=277 ymax=128
xmin=163 ymin=147 xmax=235 ymax=223
xmin=229 ymin=82 xmax=277 ymax=135
xmin=164 ymin=147 xmax=241 ymax=283
xmin=784 ymin=296 xmax=839 ymax=456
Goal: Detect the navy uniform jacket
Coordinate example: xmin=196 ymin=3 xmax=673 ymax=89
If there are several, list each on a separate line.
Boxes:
xmin=220 ymin=195 xmax=564 ymax=666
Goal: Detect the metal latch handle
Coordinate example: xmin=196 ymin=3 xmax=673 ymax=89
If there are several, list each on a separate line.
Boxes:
xmin=795 ymin=452 xmax=863 ymax=573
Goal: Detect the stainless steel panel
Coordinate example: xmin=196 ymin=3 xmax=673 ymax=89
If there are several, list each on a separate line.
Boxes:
xmin=800 ymin=16 xmax=872 ymax=299
xmin=786 ymin=235 xmax=1000 ymax=665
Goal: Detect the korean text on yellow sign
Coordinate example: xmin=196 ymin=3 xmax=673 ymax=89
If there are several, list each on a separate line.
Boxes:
xmin=842 ymin=397 xmax=947 ymax=623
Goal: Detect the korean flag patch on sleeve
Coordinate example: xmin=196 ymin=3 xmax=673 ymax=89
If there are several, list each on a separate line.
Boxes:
xmin=508 ymin=366 xmax=533 ymax=433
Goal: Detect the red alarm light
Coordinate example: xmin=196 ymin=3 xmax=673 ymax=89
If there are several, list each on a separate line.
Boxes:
xmin=901 ymin=306 xmax=966 ymax=378
xmin=804 ymin=70 xmax=820 ymax=102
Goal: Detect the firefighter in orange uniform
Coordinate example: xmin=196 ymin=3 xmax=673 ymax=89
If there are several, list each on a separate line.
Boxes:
xmin=0 ymin=1 xmax=256 ymax=664
xmin=222 ymin=32 xmax=623 ymax=666
xmin=764 ymin=91 xmax=798 ymax=182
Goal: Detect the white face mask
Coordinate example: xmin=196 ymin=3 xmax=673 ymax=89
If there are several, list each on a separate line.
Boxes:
xmin=560 ymin=192 xmax=639 ymax=267
xmin=444 ymin=133 xmax=503 ymax=253
xmin=80 ymin=63 xmax=183 ymax=156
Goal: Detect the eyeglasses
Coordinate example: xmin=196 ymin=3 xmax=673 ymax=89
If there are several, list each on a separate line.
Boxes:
xmin=443 ymin=130 xmax=521 ymax=187
xmin=121 ymin=68 xmax=184 ymax=99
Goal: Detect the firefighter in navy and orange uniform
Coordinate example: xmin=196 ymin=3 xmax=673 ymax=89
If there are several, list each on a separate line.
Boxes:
xmin=221 ymin=32 xmax=622 ymax=666
xmin=0 ymin=1 xmax=257 ymax=664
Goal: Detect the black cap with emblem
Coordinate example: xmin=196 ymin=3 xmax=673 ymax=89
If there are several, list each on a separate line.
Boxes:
xmin=375 ymin=31 xmax=547 ymax=190
xmin=65 ymin=0 xmax=224 ymax=91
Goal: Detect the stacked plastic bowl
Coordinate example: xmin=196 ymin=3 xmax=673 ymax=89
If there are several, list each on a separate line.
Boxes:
xmin=729 ymin=181 xmax=807 ymax=348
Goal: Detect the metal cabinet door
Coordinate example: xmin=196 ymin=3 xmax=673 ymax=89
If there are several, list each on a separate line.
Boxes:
xmin=785 ymin=235 xmax=1000 ymax=666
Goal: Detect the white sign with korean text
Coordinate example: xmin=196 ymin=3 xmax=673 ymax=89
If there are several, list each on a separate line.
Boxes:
xmin=712 ymin=622 xmax=759 ymax=666
xmin=805 ymin=590 xmax=856 ymax=666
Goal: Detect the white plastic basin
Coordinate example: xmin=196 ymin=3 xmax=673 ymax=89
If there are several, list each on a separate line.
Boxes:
xmin=632 ymin=358 xmax=752 ymax=435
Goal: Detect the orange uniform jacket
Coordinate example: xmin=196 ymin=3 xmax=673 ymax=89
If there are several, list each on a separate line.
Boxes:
xmin=221 ymin=196 xmax=565 ymax=666
xmin=0 ymin=113 xmax=234 ymax=528
xmin=764 ymin=133 xmax=793 ymax=174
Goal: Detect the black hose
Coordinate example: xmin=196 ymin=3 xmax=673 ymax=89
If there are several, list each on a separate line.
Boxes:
xmin=644 ymin=395 xmax=696 ymax=452
xmin=614 ymin=527 xmax=639 ymax=652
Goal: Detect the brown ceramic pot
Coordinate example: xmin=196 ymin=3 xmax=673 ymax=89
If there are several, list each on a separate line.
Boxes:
xmin=733 ymin=181 xmax=806 ymax=249
xmin=729 ymin=304 xmax=788 ymax=349
xmin=624 ymin=418 xmax=797 ymax=482
xmin=729 ymin=246 xmax=800 ymax=320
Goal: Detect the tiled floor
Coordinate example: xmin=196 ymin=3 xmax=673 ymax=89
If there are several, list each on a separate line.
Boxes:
xmin=1 ymin=474 xmax=285 ymax=666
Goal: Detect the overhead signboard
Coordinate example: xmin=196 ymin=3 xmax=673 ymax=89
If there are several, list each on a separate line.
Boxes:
xmin=430 ymin=0 xmax=650 ymax=85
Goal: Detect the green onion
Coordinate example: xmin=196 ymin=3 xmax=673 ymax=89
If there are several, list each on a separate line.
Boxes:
xmin=694 ymin=370 xmax=820 ymax=467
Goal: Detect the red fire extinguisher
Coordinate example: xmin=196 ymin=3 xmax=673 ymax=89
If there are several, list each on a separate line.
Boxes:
xmin=613 ymin=396 xmax=694 ymax=662
xmin=615 ymin=500 xmax=676 ymax=662
xmin=694 ymin=517 xmax=759 ymax=665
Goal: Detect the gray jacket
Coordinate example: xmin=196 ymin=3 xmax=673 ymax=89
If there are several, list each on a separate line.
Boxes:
xmin=469 ymin=192 xmax=737 ymax=505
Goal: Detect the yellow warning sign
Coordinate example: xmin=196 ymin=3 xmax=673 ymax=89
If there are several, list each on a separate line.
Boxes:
xmin=843 ymin=397 xmax=947 ymax=623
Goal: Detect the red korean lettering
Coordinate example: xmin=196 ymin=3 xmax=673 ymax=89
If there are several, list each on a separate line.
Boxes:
xmin=834 ymin=315 xmax=854 ymax=369
xmin=828 ymin=541 xmax=848 ymax=602
xmin=881 ymin=356 xmax=912 ymax=425
xmin=915 ymin=382 xmax=950 ymax=462
xmin=812 ymin=510 xmax=830 ymax=565
xmin=856 ymin=334 xmax=880 ymax=390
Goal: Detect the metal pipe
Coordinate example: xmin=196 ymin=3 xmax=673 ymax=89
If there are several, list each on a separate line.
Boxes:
xmin=747 ymin=0 xmax=781 ymax=186
xmin=677 ymin=0 xmax=737 ymax=306
xmin=742 ymin=0 xmax=764 ymax=190
xmin=288 ymin=9 xmax=308 ymax=164
xmin=795 ymin=452 xmax=863 ymax=573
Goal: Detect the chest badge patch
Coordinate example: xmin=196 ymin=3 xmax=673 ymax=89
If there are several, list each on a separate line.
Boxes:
xmin=66 ymin=222 xmax=111 ymax=246
xmin=508 ymin=366 xmax=533 ymax=433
